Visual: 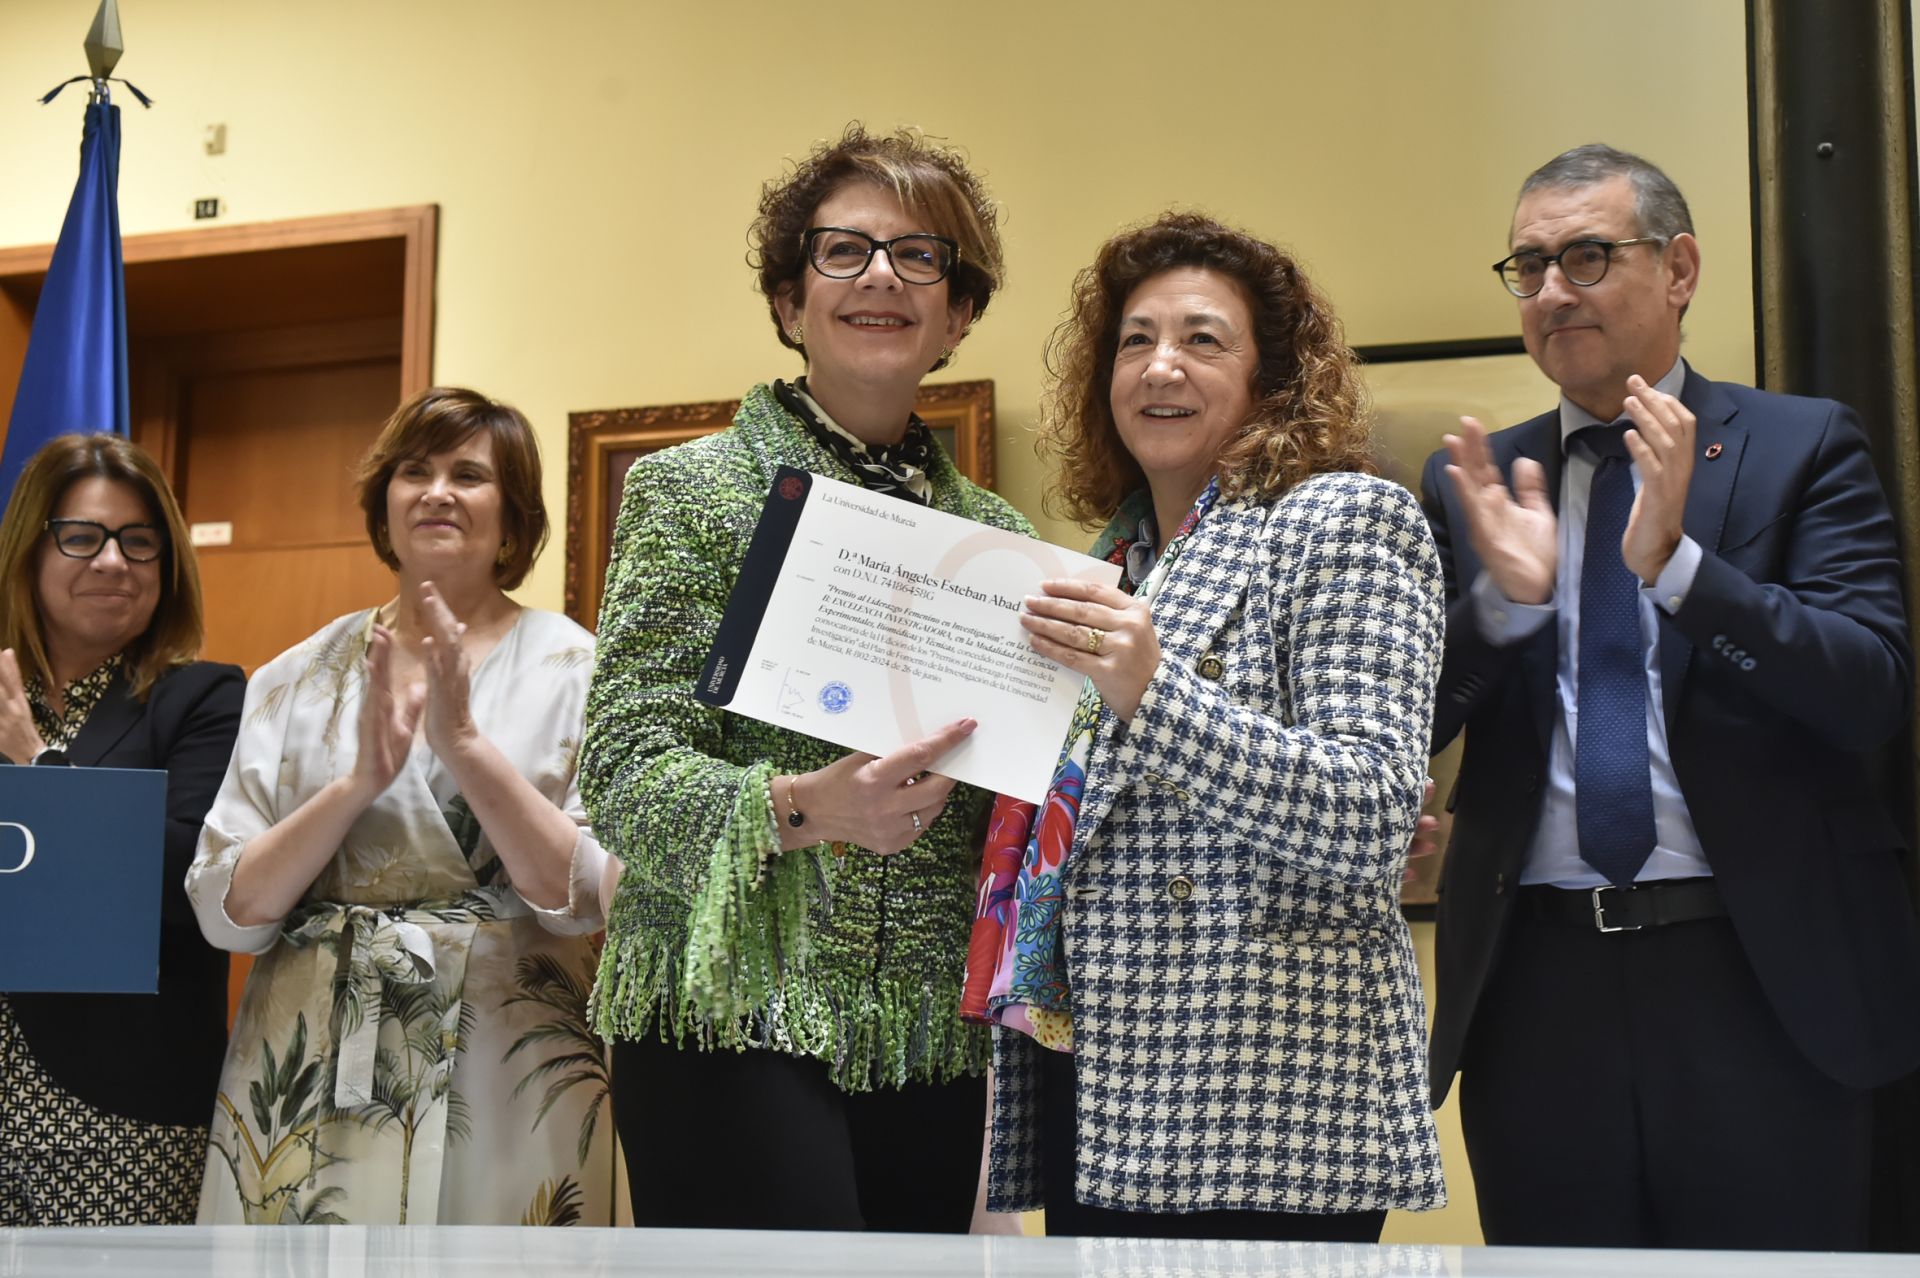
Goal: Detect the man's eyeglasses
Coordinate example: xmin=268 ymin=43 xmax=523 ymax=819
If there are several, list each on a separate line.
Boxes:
xmin=1492 ymin=237 xmax=1666 ymax=298
xmin=803 ymin=227 xmax=959 ymax=285
xmin=44 ymin=519 xmax=165 ymax=562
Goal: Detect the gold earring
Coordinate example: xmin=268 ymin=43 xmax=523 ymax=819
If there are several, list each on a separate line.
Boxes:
xmin=790 ymin=323 xmax=805 ymax=345
xmin=939 ymin=345 xmax=956 ymax=363
xmin=374 ymin=525 xmax=393 ymax=558
xmin=496 ymin=540 xmax=514 ymax=567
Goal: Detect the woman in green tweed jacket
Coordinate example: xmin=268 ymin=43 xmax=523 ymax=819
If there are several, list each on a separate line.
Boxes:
xmin=581 ymin=125 xmax=1031 ymax=1232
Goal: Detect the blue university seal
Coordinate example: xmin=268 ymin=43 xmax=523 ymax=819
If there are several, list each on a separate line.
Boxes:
xmin=819 ymin=680 xmax=854 ymax=715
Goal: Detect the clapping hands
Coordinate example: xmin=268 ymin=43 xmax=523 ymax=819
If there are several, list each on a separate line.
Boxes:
xmin=352 ymin=582 xmax=484 ymax=799
xmin=0 ymin=650 xmax=47 ymax=765
xmin=350 ymin=625 xmax=424 ymax=799
xmin=1443 ymin=418 xmax=1556 ymax=606
xmin=416 ymin=581 xmax=481 ymax=762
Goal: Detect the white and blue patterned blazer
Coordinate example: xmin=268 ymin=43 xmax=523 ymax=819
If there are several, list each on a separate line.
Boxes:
xmin=987 ymin=470 xmax=1447 ymax=1215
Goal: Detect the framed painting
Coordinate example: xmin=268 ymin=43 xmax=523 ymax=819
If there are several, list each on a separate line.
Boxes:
xmin=565 ymin=378 xmax=996 ymax=629
xmin=1354 ymin=337 xmax=1553 ymax=909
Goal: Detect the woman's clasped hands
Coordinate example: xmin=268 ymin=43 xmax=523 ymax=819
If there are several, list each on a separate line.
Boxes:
xmin=350 ymin=581 xmax=479 ymax=800
xmin=415 ymin=581 xmax=482 ymax=761
xmin=349 ymin=624 xmax=423 ymax=800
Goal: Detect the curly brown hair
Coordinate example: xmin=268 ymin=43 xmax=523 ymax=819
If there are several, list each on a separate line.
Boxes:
xmin=1040 ymin=211 xmax=1375 ymax=527
xmin=749 ymin=123 xmax=1004 ymax=372
xmin=355 ymin=387 xmax=548 ymax=590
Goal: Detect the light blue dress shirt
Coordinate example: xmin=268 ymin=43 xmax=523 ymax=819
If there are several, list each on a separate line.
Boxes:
xmin=1470 ymin=358 xmax=1714 ymax=888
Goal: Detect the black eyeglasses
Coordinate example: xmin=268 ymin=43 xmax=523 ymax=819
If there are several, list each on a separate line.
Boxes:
xmin=802 ymin=227 xmax=959 ymax=285
xmin=1492 ymin=237 xmax=1666 ymax=298
xmin=44 ymin=519 xmax=165 ymax=562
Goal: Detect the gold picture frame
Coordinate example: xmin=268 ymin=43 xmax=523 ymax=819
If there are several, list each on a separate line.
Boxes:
xmin=565 ymin=379 xmax=996 ymax=629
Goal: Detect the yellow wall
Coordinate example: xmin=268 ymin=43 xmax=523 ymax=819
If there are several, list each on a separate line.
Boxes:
xmin=0 ymin=0 xmax=1753 ymax=579
xmin=0 ymin=0 xmax=1755 ymax=1244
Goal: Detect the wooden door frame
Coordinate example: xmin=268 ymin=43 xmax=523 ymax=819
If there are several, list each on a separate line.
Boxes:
xmin=0 ymin=204 xmax=437 ymax=473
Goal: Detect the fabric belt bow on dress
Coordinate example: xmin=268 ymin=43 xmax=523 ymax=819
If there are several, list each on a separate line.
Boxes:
xmin=281 ymin=888 xmax=529 ymax=1108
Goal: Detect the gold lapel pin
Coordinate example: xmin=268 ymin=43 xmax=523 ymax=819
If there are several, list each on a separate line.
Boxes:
xmin=1704 ymin=442 xmax=1723 ymax=460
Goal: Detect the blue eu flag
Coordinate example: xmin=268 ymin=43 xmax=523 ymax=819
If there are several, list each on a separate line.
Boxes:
xmin=1 ymin=97 xmax=128 ymax=508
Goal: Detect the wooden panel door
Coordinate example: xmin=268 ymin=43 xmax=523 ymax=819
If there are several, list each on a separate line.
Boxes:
xmin=177 ymin=357 xmax=402 ymax=672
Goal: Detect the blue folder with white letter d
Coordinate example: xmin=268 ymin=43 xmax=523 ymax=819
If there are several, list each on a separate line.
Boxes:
xmin=0 ymin=766 xmax=167 ymax=994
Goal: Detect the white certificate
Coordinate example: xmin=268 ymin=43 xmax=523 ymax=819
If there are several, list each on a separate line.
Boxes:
xmin=695 ymin=468 xmax=1121 ymax=804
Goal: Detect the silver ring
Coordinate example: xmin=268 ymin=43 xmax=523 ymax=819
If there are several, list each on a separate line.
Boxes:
xmin=904 ymin=774 xmax=918 ymax=787
xmin=910 ymin=811 xmax=923 ymax=832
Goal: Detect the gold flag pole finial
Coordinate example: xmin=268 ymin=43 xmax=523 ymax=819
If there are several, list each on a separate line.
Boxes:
xmin=84 ymin=0 xmax=124 ymax=95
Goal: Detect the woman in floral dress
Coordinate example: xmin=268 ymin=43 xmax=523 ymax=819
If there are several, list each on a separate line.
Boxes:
xmin=187 ymin=388 xmax=616 ymax=1225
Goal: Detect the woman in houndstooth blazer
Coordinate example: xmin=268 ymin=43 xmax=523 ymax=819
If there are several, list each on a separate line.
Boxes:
xmin=972 ymin=213 xmax=1447 ymax=1240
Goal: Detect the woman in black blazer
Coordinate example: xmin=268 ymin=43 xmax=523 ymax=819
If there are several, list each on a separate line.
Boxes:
xmin=0 ymin=434 xmax=242 ymax=1225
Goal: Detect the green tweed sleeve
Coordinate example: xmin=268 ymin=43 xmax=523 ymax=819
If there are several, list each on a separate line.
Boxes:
xmin=582 ymin=443 xmax=828 ymax=1041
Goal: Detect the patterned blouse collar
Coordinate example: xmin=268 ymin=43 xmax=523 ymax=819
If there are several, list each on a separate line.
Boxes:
xmin=25 ymin=652 xmax=124 ymax=751
xmin=773 ymin=377 xmax=936 ymax=504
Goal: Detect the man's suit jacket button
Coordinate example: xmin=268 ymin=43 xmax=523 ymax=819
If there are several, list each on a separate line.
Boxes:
xmin=1493 ymin=872 xmax=1508 ymax=895
xmin=1167 ymin=874 xmax=1195 ymax=902
xmin=1197 ymin=655 xmax=1225 ymax=681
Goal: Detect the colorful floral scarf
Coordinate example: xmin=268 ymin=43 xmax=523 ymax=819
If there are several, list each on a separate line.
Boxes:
xmin=959 ymin=478 xmax=1220 ymax=1051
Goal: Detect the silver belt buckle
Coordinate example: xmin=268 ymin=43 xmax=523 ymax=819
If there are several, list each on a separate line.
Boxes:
xmin=1591 ymin=886 xmax=1644 ymax=933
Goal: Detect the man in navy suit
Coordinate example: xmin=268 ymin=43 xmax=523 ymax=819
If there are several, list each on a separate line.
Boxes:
xmin=1422 ymin=143 xmax=1920 ymax=1250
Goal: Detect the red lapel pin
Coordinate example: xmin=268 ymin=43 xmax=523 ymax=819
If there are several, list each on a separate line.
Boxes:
xmin=1704 ymin=442 xmax=1723 ymax=460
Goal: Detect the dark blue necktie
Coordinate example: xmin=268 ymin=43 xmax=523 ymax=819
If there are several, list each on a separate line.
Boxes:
xmin=1575 ymin=424 xmax=1658 ymax=887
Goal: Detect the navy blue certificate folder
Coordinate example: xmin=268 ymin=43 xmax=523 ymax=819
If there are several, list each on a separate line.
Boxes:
xmin=0 ymin=766 xmax=168 ymax=994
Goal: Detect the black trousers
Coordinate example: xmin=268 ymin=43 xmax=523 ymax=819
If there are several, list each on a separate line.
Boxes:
xmin=1037 ymin=1044 xmax=1387 ymax=1242
xmin=1460 ymin=900 xmax=1872 ymax=1250
xmin=611 ymin=1036 xmax=986 ymax=1232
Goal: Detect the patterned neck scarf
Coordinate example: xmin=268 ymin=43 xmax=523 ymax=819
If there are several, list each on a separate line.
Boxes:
xmin=960 ymin=478 xmax=1221 ymax=1052
xmin=24 ymin=653 xmax=123 ymax=751
xmin=774 ymin=377 xmax=936 ymax=505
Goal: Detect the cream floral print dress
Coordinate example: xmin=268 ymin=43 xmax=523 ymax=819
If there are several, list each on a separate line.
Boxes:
xmin=186 ymin=608 xmax=614 ymax=1225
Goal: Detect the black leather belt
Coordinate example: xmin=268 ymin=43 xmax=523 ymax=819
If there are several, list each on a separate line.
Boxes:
xmin=1519 ymin=878 xmax=1726 ymax=933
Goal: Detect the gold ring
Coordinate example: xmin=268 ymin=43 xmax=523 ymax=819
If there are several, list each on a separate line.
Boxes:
xmin=1086 ymin=628 xmax=1105 ymax=654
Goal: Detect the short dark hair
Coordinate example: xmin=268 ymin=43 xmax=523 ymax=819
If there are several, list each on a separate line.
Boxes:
xmin=355 ymin=387 xmax=548 ymax=589
xmin=0 ymin=433 xmax=204 ymax=699
xmin=748 ymin=123 xmax=1004 ymax=372
xmin=1040 ymin=211 xmax=1375 ymax=526
xmin=1518 ymin=143 xmax=1694 ymax=242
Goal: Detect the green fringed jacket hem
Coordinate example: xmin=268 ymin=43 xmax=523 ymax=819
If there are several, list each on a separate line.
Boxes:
xmin=589 ymin=930 xmax=992 ymax=1092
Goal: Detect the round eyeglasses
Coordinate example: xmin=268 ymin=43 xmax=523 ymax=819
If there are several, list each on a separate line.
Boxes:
xmin=803 ymin=227 xmax=959 ymax=285
xmin=44 ymin=519 xmax=165 ymax=562
xmin=1492 ymin=237 xmax=1665 ymax=298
